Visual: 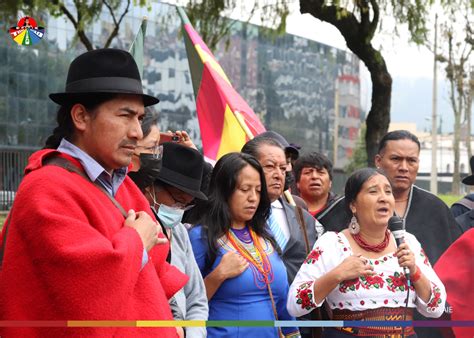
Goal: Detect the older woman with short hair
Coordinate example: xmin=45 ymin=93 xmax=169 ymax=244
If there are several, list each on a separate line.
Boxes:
xmin=287 ymin=168 xmax=446 ymax=337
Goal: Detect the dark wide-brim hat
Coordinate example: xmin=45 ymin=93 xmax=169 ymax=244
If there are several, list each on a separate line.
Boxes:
xmin=156 ymin=142 xmax=207 ymax=200
xmin=462 ymin=156 xmax=474 ymax=185
xmin=49 ymin=48 xmax=159 ymax=106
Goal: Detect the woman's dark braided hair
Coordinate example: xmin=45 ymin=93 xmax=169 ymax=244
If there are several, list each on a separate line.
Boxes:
xmin=44 ymin=93 xmax=118 ymax=149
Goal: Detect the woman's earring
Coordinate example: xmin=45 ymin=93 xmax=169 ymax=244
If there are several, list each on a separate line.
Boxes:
xmin=348 ymin=215 xmax=360 ymax=235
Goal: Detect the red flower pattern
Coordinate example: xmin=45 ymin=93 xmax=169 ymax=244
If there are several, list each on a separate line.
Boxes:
xmin=304 ymin=247 xmax=323 ymax=264
xmin=360 ymin=274 xmax=385 ymax=289
xmin=427 ymin=283 xmax=442 ymax=310
xmin=296 ymin=281 xmax=316 ymax=310
xmin=339 ymin=278 xmax=361 ymax=293
xmin=386 ymin=272 xmax=409 ymax=292
xmin=420 ymin=249 xmax=431 ymax=267
xmin=307 ymin=234 xmax=441 ymax=313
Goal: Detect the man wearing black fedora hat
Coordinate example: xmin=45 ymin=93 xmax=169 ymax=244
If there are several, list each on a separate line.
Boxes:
xmin=0 ymin=48 xmax=187 ymax=337
xmin=142 ymin=142 xmax=208 ymax=338
xmin=451 ymin=155 xmax=474 ymax=219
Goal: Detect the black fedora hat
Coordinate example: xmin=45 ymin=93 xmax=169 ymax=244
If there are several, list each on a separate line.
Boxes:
xmin=156 ymin=142 xmax=207 ymax=200
xmin=49 ymin=48 xmax=159 ymax=106
xmin=462 ymin=156 xmax=474 ymax=185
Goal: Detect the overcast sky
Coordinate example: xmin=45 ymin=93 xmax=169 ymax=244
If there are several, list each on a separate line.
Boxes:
xmin=202 ymin=0 xmax=468 ymax=133
xmin=283 ymin=5 xmax=462 ymax=133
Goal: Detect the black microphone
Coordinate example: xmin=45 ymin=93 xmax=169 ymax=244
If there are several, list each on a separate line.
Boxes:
xmin=388 ymin=215 xmax=411 ymax=281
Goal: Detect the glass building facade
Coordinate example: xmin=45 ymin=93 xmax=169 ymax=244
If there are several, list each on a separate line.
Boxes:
xmin=0 ymin=2 xmax=361 ymax=206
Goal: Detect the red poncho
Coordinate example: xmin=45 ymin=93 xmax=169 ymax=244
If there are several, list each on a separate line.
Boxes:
xmin=0 ymin=150 xmax=188 ymax=337
xmin=434 ymin=228 xmax=474 ymax=338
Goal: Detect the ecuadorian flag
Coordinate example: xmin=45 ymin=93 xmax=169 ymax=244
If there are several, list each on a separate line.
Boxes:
xmin=177 ymin=7 xmax=266 ymax=162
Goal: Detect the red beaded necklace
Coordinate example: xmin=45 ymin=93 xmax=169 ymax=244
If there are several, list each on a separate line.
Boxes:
xmin=352 ymin=230 xmax=390 ymax=253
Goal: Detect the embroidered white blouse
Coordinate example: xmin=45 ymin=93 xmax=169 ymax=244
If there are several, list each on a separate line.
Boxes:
xmin=287 ymin=231 xmax=446 ymax=318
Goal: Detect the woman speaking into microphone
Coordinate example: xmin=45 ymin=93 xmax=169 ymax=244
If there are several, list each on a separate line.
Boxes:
xmin=287 ymin=168 xmax=446 ymax=337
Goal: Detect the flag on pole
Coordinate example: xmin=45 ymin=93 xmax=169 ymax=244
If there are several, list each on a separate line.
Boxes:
xmin=176 ymin=7 xmax=266 ymax=162
xmin=129 ymin=17 xmax=148 ymax=79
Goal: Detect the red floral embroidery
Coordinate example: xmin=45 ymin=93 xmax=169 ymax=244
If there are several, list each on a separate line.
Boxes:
xmin=304 ymin=247 xmax=323 ymax=264
xmin=427 ymin=283 xmax=442 ymax=310
xmin=420 ymin=249 xmax=431 ymax=267
xmin=386 ymin=272 xmax=409 ymax=292
xmin=360 ymin=273 xmax=385 ymax=289
xmin=339 ymin=278 xmax=361 ymax=293
xmin=296 ymin=281 xmax=316 ymax=310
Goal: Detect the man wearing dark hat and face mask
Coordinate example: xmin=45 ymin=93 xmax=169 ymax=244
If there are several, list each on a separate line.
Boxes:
xmin=0 ymin=49 xmax=187 ymax=338
xmin=128 ymin=107 xmax=163 ymax=190
xmin=140 ymin=142 xmax=209 ymax=338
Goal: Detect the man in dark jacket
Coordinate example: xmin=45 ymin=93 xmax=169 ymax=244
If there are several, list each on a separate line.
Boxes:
xmin=318 ymin=130 xmax=463 ymax=338
xmin=241 ymin=136 xmax=320 ymax=283
xmin=293 ymin=152 xmax=338 ymax=218
xmin=451 ymin=155 xmax=474 ymax=218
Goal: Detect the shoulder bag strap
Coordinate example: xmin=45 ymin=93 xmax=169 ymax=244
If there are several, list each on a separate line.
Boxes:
xmin=295 ymin=205 xmax=310 ymax=255
xmin=295 ymin=206 xmax=323 ymax=338
xmin=266 ymin=283 xmax=284 ymax=338
xmin=44 ymin=157 xmax=128 ymax=218
xmin=1 ymin=156 xmax=129 ymax=270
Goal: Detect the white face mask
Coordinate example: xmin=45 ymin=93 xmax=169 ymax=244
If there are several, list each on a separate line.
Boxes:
xmin=156 ymin=204 xmax=185 ymax=229
xmin=147 ymin=186 xmax=192 ymax=229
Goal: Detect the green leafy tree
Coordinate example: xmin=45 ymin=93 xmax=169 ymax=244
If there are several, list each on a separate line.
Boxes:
xmin=433 ymin=1 xmax=473 ymax=194
xmin=179 ymin=0 xmax=450 ymax=167
xmin=344 ymin=123 xmax=367 ymax=174
xmin=184 ymin=0 xmax=289 ymax=50
xmin=299 ymin=0 xmax=436 ymax=166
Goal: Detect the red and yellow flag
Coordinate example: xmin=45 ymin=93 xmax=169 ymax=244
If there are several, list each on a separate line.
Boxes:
xmin=177 ymin=7 xmax=266 ymax=162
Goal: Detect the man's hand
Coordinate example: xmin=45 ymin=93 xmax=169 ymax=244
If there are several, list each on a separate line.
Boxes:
xmin=173 ymin=130 xmax=197 ymax=150
xmin=125 ymin=209 xmax=167 ymax=251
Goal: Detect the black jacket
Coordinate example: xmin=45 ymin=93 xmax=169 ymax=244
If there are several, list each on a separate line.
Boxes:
xmin=455 ymin=208 xmax=474 ymax=232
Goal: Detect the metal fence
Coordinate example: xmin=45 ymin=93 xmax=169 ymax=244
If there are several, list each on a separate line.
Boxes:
xmin=0 ymin=147 xmax=36 ymax=211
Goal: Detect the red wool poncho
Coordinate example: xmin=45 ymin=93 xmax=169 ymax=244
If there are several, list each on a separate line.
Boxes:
xmin=0 ymin=150 xmax=189 ymax=337
xmin=434 ymin=228 xmax=474 ymax=338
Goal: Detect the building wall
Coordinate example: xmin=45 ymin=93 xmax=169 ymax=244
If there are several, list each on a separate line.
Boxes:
xmin=0 ymin=2 xmax=361 ymax=202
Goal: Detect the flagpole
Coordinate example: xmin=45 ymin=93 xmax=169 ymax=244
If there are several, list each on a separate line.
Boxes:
xmin=431 ymin=14 xmax=438 ymax=194
xmin=129 ymin=16 xmax=148 ymax=79
xmin=234 ymin=111 xmax=255 ymax=140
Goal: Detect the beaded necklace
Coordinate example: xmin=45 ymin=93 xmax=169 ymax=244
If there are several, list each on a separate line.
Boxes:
xmin=226 ymin=226 xmax=282 ymax=336
xmin=352 ymin=229 xmax=390 ymax=253
xmin=227 ymin=227 xmax=274 ymax=289
xmin=231 ymin=226 xmax=252 ymax=244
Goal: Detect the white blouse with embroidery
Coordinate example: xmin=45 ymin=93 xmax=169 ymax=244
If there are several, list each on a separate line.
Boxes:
xmin=287 ymin=231 xmax=446 ymax=318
